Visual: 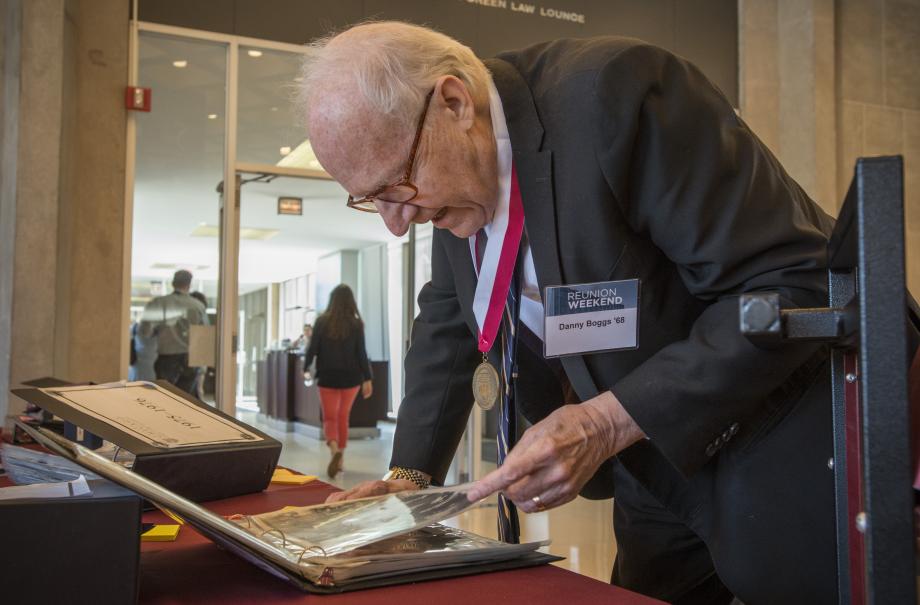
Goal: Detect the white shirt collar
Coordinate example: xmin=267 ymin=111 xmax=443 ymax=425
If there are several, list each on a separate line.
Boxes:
xmin=484 ymin=77 xmax=513 ymax=239
xmin=473 ymin=77 xmax=546 ymax=340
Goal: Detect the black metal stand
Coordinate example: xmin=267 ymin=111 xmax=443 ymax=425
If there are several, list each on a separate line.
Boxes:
xmin=739 ymin=156 xmax=917 ymax=605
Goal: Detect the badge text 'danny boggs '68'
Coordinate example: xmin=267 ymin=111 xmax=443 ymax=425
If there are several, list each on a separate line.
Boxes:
xmin=543 ymin=279 xmax=640 ymax=358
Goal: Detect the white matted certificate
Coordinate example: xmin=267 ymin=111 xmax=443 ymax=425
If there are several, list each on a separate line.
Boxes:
xmin=40 ymin=381 xmax=263 ymax=449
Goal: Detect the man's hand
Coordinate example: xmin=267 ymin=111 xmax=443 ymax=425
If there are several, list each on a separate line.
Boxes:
xmin=465 ymin=391 xmax=644 ymax=511
xmin=325 ymin=479 xmax=418 ymax=503
xmin=361 ymin=379 xmax=373 ymax=399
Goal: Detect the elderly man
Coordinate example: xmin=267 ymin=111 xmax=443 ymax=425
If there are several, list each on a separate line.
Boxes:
xmin=302 ymin=22 xmax=835 ymax=604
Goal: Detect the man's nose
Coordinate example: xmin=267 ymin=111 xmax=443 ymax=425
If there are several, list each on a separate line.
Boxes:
xmin=375 ymin=200 xmax=419 ymax=236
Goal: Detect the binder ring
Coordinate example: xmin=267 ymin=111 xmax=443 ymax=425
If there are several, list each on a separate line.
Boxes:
xmin=260 ymin=528 xmax=287 ymax=548
xmin=296 ymin=545 xmax=327 ymax=565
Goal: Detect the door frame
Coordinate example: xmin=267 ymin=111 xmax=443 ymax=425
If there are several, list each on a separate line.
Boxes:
xmin=125 ymin=18 xmax=323 ymax=416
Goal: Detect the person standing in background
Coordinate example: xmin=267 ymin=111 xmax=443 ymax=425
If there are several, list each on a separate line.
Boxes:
xmin=128 ymin=318 xmax=158 ymax=382
xmin=293 ymin=323 xmax=314 ymax=352
xmin=139 ymin=270 xmax=208 ymax=395
xmin=189 ymin=291 xmax=208 ymax=310
xmin=303 ymin=284 xmax=373 ymax=479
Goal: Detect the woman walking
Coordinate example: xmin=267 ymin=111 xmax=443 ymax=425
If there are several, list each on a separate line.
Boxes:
xmin=303 ymin=284 xmax=373 ymax=478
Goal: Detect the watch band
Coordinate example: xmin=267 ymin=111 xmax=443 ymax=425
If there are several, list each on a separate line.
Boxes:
xmin=383 ymin=466 xmax=431 ymax=489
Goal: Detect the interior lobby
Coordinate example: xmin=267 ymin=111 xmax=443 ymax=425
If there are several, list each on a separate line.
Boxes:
xmin=1 ymin=1 xmax=918 ymax=604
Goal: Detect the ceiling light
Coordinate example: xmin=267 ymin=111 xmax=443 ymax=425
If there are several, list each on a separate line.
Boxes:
xmin=277 ymin=139 xmax=321 ymax=170
xmin=247 ymin=50 xmax=263 ymax=58
xmin=294 ymin=76 xmax=303 ymax=83
xmin=172 ymin=60 xmax=188 ymax=68
xmin=280 ymin=146 xmax=292 ymax=156
xmin=207 ymin=113 xmax=218 ymax=120
xmin=190 ymin=224 xmax=278 ymax=240
xmin=239 ymin=227 xmax=280 ymax=241
xmin=270 ymin=107 xmax=278 ymax=112
xmin=150 ymin=262 xmax=210 ymax=271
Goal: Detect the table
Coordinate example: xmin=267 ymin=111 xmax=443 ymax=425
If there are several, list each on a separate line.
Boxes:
xmin=139 ymin=479 xmax=664 ymax=604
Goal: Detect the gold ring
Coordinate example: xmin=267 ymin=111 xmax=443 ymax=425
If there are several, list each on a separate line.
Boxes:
xmin=532 ymin=495 xmax=547 ymax=512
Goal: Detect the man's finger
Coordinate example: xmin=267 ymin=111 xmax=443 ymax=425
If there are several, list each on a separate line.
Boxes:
xmin=350 ymin=481 xmax=387 ymax=499
xmin=466 ymin=468 xmax=504 ymax=502
xmin=467 ymin=455 xmax=533 ymax=501
xmin=326 ymin=490 xmax=346 ymax=503
xmin=325 ymin=481 xmax=377 ymax=503
xmin=510 ymin=476 xmax=575 ymax=513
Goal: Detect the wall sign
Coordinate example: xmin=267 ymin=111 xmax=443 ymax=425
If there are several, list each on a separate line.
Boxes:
xmin=278 ymin=196 xmax=303 ymax=216
xmin=463 ymin=0 xmax=586 ymax=24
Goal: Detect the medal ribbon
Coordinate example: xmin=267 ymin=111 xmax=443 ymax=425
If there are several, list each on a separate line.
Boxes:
xmin=470 ymin=164 xmax=524 ymax=354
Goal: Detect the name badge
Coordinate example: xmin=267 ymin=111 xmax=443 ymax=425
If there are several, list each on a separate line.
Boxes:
xmin=543 ymin=279 xmax=640 ymax=358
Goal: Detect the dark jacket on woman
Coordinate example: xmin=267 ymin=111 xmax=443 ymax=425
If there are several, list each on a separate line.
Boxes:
xmin=303 ymin=315 xmax=372 ymax=388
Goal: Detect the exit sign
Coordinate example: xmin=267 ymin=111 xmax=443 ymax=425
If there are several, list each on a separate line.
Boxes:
xmin=278 ymin=197 xmax=303 ymax=216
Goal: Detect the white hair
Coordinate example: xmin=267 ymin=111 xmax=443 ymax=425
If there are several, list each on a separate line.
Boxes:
xmin=298 ymin=21 xmax=491 ymax=134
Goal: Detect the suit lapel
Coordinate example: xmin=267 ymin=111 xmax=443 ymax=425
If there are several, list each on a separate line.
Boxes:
xmin=486 ymin=58 xmax=600 ymax=401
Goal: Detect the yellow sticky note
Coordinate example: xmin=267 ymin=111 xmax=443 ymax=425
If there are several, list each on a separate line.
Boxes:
xmin=271 ymin=469 xmax=317 ymax=485
xmin=155 ymin=506 xmax=186 ymax=525
xmin=142 ymin=524 xmax=181 ymax=542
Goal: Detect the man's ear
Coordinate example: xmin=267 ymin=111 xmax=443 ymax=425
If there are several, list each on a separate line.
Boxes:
xmin=434 ymin=75 xmax=476 ymax=131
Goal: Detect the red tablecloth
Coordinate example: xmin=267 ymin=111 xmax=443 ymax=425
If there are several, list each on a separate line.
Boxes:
xmin=139 ymin=480 xmax=663 ymax=604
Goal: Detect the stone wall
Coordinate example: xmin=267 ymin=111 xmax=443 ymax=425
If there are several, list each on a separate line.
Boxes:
xmin=740 ymin=0 xmax=919 ymax=298
xmin=836 ymin=0 xmax=920 ymax=297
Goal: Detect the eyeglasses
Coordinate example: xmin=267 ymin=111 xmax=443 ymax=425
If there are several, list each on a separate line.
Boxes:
xmin=346 ymin=89 xmax=435 ymax=213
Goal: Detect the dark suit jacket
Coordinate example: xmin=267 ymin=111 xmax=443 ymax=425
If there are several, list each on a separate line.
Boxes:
xmin=390 ymin=37 xmax=834 ymax=494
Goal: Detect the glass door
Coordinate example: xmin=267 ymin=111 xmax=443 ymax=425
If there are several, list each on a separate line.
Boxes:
xmin=236 ymin=172 xmax=404 ymax=417
xmin=128 ymin=26 xmax=427 ymax=437
xmin=129 ymin=31 xmax=226 ymax=404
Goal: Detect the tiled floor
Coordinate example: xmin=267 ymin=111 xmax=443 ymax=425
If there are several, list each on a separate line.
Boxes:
xmin=237 ymin=410 xmax=617 ymax=583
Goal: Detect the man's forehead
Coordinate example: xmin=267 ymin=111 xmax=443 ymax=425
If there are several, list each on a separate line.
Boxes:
xmin=307 ymin=94 xmax=410 ymax=194
xmin=341 ymin=156 xmax=406 ymax=197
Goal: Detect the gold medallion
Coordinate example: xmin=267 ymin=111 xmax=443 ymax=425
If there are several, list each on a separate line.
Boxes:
xmin=472 ymin=361 xmax=500 ymax=410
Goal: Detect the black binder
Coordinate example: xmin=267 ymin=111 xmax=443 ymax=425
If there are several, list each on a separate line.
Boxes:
xmin=11 ymin=380 xmax=281 ymax=502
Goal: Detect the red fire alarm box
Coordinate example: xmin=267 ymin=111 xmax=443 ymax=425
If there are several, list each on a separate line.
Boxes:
xmin=125 ymin=86 xmax=151 ymax=112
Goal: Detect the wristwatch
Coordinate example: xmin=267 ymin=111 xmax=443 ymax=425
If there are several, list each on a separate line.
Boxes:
xmin=382 ymin=466 xmax=431 ymax=489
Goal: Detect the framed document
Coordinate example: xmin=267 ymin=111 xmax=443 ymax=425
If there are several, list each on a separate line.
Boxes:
xmin=13 ymin=379 xmax=281 ymax=502
xmin=40 ymin=382 xmax=263 ymax=449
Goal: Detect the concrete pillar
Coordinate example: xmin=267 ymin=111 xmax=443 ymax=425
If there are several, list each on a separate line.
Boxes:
xmin=6 ymin=0 xmax=65 ymax=418
xmin=54 ymin=0 xmax=129 ymax=383
xmin=0 ymin=0 xmax=23 ymax=421
xmin=739 ymin=0 xmax=780 ymax=155
xmin=0 ymin=0 xmax=128 ymax=422
xmin=836 ymin=0 xmax=920 ymax=299
xmin=739 ymin=0 xmax=837 ymax=215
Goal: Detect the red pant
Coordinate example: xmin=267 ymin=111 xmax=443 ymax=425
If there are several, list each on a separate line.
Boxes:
xmin=318 ymin=386 xmax=359 ymax=449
